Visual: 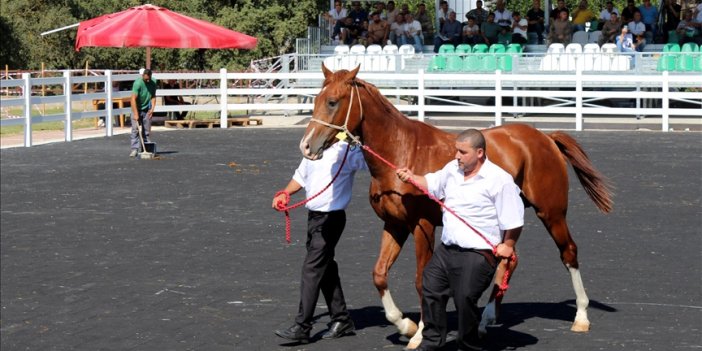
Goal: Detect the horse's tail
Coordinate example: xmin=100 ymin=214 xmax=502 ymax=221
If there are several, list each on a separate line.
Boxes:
xmin=549 ymin=131 xmax=614 ymax=213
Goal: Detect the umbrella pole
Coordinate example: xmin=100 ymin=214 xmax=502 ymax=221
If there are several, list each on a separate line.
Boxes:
xmin=146 ymin=47 xmax=151 ymax=69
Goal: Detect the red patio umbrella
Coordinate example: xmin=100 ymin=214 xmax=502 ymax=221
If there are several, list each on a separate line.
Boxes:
xmin=75 ymin=4 xmax=257 ymax=68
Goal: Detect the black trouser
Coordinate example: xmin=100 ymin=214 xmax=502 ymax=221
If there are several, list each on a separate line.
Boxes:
xmin=420 ymin=243 xmax=497 ymax=350
xmin=295 ymin=210 xmax=350 ymax=331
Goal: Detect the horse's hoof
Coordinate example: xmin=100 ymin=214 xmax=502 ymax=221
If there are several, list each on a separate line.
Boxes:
xmin=570 ymin=320 xmax=590 ymax=332
xmin=399 ymin=317 xmax=418 ymax=337
xmin=405 ymin=338 xmax=421 ymax=350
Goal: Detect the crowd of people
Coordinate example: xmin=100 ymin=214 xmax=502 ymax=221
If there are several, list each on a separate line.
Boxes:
xmin=324 ymin=0 xmax=702 ymax=53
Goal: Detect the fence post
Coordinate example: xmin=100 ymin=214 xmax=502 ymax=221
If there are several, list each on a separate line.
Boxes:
xmin=64 ymin=70 xmax=73 ymax=142
xmin=22 ymin=73 xmax=32 ymax=147
xmin=575 ymin=69 xmax=583 ymax=131
xmin=220 ymin=68 xmax=228 ymax=128
xmin=494 ymin=70 xmax=502 ymax=126
xmin=105 ymin=70 xmax=113 ymax=137
xmin=662 ymin=71 xmax=669 ymax=132
xmin=418 ymin=69 xmax=425 ymax=122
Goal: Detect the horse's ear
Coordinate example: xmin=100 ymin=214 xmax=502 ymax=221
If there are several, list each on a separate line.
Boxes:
xmin=348 ymin=65 xmax=360 ymax=80
xmin=322 ymin=63 xmax=333 ymax=79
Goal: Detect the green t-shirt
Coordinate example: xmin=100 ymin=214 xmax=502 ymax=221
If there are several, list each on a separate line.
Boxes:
xmin=132 ymin=78 xmax=158 ymax=111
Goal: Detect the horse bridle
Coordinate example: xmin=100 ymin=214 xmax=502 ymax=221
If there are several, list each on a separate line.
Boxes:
xmin=309 ymin=81 xmax=364 ymax=145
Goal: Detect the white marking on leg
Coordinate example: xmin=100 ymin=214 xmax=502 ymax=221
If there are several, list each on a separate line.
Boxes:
xmin=381 ymin=289 xmax=417 ymax=336
xmin=569 ymin=266 xmax=591 ymax=332
xmin=407 ymin=320 xmax=424 ymax=349
xmin=479 ymin=300 xmax=496 ymax=336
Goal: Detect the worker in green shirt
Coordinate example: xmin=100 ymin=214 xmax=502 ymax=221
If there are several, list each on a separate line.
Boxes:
xmin=129 ymin=69 xmax=157 ymax=158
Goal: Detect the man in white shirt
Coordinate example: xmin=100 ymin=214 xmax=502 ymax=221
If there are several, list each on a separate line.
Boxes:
xmin=511 ymin=11 xmax=529 ymax=44
xmin=599 ymin=1 xmax=620 ymax=24
xmin=437 ymin=0 xmax=455 ymax=31
xmin=628 ymin=11 xmax=647 ymax=50
xmin=396 ymin=129 xmax=524 ymax=351
xmin=273 ymin=141 xmax=367 ymax=343
xmin=404 ymin=13 xmax=424 ymax=53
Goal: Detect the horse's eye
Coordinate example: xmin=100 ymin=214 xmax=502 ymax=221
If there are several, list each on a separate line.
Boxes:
xmin=327 ymin=100 xmax=338 ymax=108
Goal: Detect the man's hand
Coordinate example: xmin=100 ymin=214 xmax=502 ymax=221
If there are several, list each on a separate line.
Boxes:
xmin=495 ymin=243 xmax=515 ymax=259
xmin=396 ymin=167 xmax=414 ymax=182
xmin=147 ymin=110 xmax=154 ymax=119
xmin=272 ymin=193 xmax=289 ymax=210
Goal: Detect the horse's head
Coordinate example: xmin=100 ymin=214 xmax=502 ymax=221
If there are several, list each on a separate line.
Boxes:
xmin=300 ymin=64 xmax=362 ymax=160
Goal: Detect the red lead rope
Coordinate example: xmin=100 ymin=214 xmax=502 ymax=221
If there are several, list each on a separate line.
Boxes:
xmin=274 ymin=144 xmax=351 ymax=243
xmin=361 ymin=144 xmax=515 ymax=296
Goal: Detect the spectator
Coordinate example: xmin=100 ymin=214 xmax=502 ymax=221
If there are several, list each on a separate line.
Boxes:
xmin=437 ymin=1 xmax=454 ymax=31
xmin=129 ymin=69 xmax=157 ymax=158
xmin=550 ymin=0 xmax=570 ymax=22
xmin=572 ymin=0 xmax=595 ymax=32
xmin=677 ymin=10 xmax=702 ymax=45
xmin=494 ymin=0 xmax=513 ymax=30
xmin=467 ymin=0 xmax=489 ymax=26
xmin=638 ymin=0 xmax=658 ymax=42
xmin=349 ymin=1 xmax=368 ymax=26
xmin=401 ymin=3 xmax=410 ymax=15
xmin=339 ymin=17 xmax=364 ymax=45
xmin=628 ymin=11 xmax=647 ymax=49
xmin=599 ymin=1 xmax=620 ymax=29
xmin=511 ymin=11 xmax=528 ymax=44
xmin=548 ymin=9 xmax=573 ymax=45
xmin=481 ymin=12 xmax=502 ymax=45
xmin=386 ymin=1 xmax=399 ymax=25
xmin=527 ymin=0 xmax=546 ymax=44
xmin=162 ymin=79 xmax=190 ymax=120
xmin=616 ymin=25 xmax=636 ymax=50
xmin=404 ymin=13 xmax=425 ymax=52
xmin=662 ymin=0 xmax=682 ymax=43
xmin=324 ymin=1 xmax=348 ymax=38
xmin=416 ymin=3 xmax=435 ymax=44
xmin=390 ymin=13 xmax=406 ymax=45
xmin=599 ymin=12 xmax=623 ymax=46
xmin=463 ymin=16 xmax=481 ymax=45
xmin=621 ymin=0 xmax=640 ymax=25
xmin=367 ymin=12 xmax=390 ymax=45
xmin=272 ymin=141 xmax=367 ymax=344
xmin=372 ymin=1 xmax=388 ymax=21
xmin=433 ymin=10 xmax=462 ymax=52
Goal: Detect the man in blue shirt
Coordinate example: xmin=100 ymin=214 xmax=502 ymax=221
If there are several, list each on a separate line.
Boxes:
xmin=433 ymin=11 xmax=462 ymax=52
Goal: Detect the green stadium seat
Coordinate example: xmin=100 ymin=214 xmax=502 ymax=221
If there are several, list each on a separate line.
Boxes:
xmin=463 ymin=55 xmax=481 ymax=71
xmin=489 ymin=44 xmax=506 ymax=53
xmin=439 ymin=44 xmax=455 ymax=54
xmin=428 ymin=55 xmax=446 ymax=71
xmin=472 ymin=44 xmax=488 ymax=53
xmin=507 ymin=43 xmax=522 ymax=53
xmin=667 ymin=30 xmax=679 ymax=45
xmin=455 ymin=44 xmax=471 ymax=54
xmin=678 ymin=43 xmax=699 ymax=71
xmin=446 ymin=55 xmax=463 ymax=71
xmin=482 ymin=54 xmax=498 ymax=71
xmin=657 ymin=43 xmax=680 ymax=71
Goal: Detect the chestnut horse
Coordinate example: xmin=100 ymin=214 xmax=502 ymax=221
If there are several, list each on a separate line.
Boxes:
xmin=300 ymin=65 xmax=613 ymax=348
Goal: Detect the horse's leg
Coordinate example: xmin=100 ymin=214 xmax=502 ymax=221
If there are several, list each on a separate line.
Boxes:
xmin=539 ymin=213 xmax=590 ymax=332
xmin=373 ymin=224 xmax=417 ymax=337
xmin=406 ymin=218 xmax=435 ymax=350
xmin=479 ymin=253 xmax=519 ymax=336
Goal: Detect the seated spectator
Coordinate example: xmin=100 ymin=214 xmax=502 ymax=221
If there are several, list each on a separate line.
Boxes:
xmin=548 ymin=9 xmax=573 ymax=45
xmin=599 ymin=12 xmax=623 ymax=46
xmin=621 ymin=0 xmax=640 ymax=24
xmin=404 ymin=13 xmax=425 ymax=53
xmin=401 ymin=4 xmax=410 ymax=15
xmin=638 ymin=0 xmax=658 ymax=41
xmin=572 ymin=0 xmax=595 ymax=32
xmin=416 ymin=3 xmax=434 ymax=44
xmin=498 ymin=27 xmax=513 ymax=45
xmin=462 ymin=16 xmax=481 ymax=45
xmin=162 ymin=80 xmax=190 ymax=120
xmin=467 ymin=0 xmax=489 ymax=26
xmin=511 ymin=11 xmax=528 ymax=44
xmin=677 ymin=10 xmax=702 ymax=45
xmin=372 ymin=2 xmax=387 ymax=21
xmin=527 ymin=0 xmax=546 ymax=44
xmin=386 ymin=1 xmax=399 ymax=25
xmin=349 ymin=1 xmax=368 ymax=26
xmin=367 ymin=12 xmax=389 ymax=45
xmin=550 ymin=0 xmax=570 ymax=23
xmin=390 ymin=13 xmax=406 ymax=45
xmin=338 ymin=17 xmax=365 ymax=45
xmin=494 ymin=0 xmax=513 ymax=30
xmin=324 ymin=1 xmax=348 ymax=38
xmin=437 ymin=1 xmax=454 ymax=31
xmin=663 ymin=0 xmax=682 ymax=43
xmin=433 ymin=10 xmax=462 ymax=52
xmin=628 ymin=12 xmax=648 ymax=50
xmin=599 ymin=1 xmax=620 ymax=30
xmin=481 ymin=12 xmax=502 ymax=45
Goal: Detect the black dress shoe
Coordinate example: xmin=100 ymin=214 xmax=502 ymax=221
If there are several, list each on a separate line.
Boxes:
xmin=321 ymin=320 xmax=355 ymax=339
xmin=274 ymin=324 xmax=310 ymax=343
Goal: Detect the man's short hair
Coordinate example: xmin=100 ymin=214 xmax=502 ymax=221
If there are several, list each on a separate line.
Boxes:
xmin=142 ymin=69 xmax=152 ymax=77
xmin=513 ymin=11 xmax=521 ymax=16
xmin=457 ymin=129 xmax=486 ymax=151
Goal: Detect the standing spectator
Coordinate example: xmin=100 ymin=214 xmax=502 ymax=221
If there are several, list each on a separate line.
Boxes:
xmin=639 ymin=0 xmax=659 ymax=42
xmin=463 ymin=16 xmax=481 ymax=45
xmin=616 ymin=25 xmax=638 ymax=57
xmin=621 ymin=0 xmax=640 ymax=25
xmin=548 ymin=9 xmax=573 ymax=45
xmin=572 ymin=0 xmax=595 ymax=32
xmin=433 ymin=10 xmax=462 ymax=52
xmin=386 ymin=1 xmax=400 ymax=25
xmin=324 ymin=1 xmax=348 ymax=39
xmin=550 ymin=0 xmax=570 ymax=22
xmin=662 ymin=0 xmax=682 ymax=43
xmin=628 ymin=11 xmax=648 ymax=49
xmin=527 ymin=0 xmax=546 ymax=44
xmin=367 ymin=12 xmax=390 ymax=45
xmin=395 ymin=129 xmax=524 ymax=351
xmin=373 ymin=1 xmax=388 ymax=21
xmin=162 ymin=79 xmax=190 ymax=120
xmin=272 ymin=141 xmax=367 ymax=344
xmin=599 ymin=12 xmax=623 ymax=46
xmin=467 ymin=0 xmax=489 ymax=26
xmin=404 ymin=13 xmax=425 ymax=52
xmin=129 ymin=69 xmax=157 ymax=158
xmin=416 ymin=3 xmax=435 ymax=44
xmin=437 ymin=1 xmax=454 ymax=31
xmin=599 ymin=1 xmax=620 ymax=29
xmin=481 ymin=12 xmax=502 ymax=45
xmin=511 ymin=11 xmax=529 ymax=44
xmin=390 ymin=13 xmax=406 ymax=45
xmin=494 ymin=0 xmax=513 ymax=30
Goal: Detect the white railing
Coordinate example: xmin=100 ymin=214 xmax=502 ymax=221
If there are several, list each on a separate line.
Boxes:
xmin=1 ymin=69 xmax=700 ymax=147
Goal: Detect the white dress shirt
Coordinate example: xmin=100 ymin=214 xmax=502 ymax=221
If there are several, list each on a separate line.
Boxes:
xmin=293 ymin=141 xmax=367 ymax=212
xmin=424 ymin=158 xmax=524 ymax=250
